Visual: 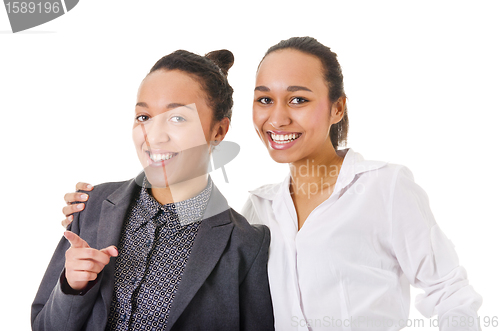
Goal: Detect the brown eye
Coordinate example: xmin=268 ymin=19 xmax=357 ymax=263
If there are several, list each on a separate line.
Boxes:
xmin=257 ymin=97 xmax=273 ymax=105
xmin=290 ymin=97 xmax=308 ymax=104
xmin=135 ymin=115 xmax=150 ymax=122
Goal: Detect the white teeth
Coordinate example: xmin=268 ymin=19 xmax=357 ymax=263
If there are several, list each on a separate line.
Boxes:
xmin=149 ymin=152 xmax=177 ymax=162
xmin=270 ymin=133 xmax=300 ymax=144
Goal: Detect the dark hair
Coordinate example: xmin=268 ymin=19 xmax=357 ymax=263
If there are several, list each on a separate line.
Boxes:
xmin=263 ymin=37 xmax=348 ymax=150
xmin=149 ymin=49 xmax=234 ymax=122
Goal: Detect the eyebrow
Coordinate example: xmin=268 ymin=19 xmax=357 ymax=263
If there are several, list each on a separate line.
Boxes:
xmin=253 ymin=85 xmax=313 ymax=92
xmin=287 ymin=86 xmax=312 ymax=92
xmin=135 ymin=102 xmax=196 ymax=111
xmin=254 ymin=86 xmax=270 ymax=92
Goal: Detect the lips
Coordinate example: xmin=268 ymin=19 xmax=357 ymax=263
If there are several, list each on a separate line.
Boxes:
xmin=266 ymin=130 xmax=302 ymax=150
xmin=269 ymin=132 xmax=301 ymax=144
xmin=145 ymin=150 xmax=179 ymax=167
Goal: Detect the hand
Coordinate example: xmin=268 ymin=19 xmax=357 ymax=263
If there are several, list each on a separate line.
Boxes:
xmin=64 ymin=231 xmax=118 ymax=291
xmin=61 ymin=182 xmax=94 ymax=228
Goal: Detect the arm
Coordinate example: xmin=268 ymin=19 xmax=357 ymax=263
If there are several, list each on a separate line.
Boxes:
xmin=239 ymin=224 xmax=274 ymax=331
xmin=32 ymin=210 xmax=97 ymax=331
xmin=391 ymin=166 xmax=482 ymax=330
xmin=32 ymin=212 xmax=117 ymax=330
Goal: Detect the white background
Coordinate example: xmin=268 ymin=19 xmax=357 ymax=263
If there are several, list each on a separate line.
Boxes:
xmin=1 ymin=1 xmax=499 ymax=330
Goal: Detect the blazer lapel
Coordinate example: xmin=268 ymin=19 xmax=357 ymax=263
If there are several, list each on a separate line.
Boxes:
xmin=166 ymin=184 xmax=233 ymax=330
xmin=96 ymin=174 xmax=142 ymax=315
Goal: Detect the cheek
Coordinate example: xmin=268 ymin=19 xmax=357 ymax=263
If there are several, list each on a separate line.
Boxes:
xmin=132 ymin=125 xmax=148 ymax=167
xmin=132 ymin=124 xmax=146 ymax=149
xmin=172 ymin=123 xmax=208 ymax=150
xmin=295 ymin=105 xmax=332 ymax=143
xmin=318 ymin=99 xmax=330 ymax=113
xmin=252 ymin=107 xmax=266 ymax=129
xmin=307 ymin=103 xmax=332 ymax=128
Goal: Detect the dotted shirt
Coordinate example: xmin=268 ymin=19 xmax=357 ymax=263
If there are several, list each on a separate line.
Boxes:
xmin=105 ymin=178 xmax=212 ymax=330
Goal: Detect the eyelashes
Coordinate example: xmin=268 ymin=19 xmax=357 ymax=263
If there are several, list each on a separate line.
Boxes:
xmin=255 ymin=96 xmax=310 ymax=105
xmin=290 ymin=97 xmax=308 ymax=105
xmin=257 ymin=97 xmax=272 ymax=105
xmin=135 ymin=114 xmax=186 ymax=123
xmin=135 ymin=114 xmax=150 ymax=123
xmin=170 ymin=116 xmax=186 ymax=123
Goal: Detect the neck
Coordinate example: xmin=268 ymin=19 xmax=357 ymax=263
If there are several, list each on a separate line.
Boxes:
xmin=150 ymin=174 xmax=209 ymax=205
xmin=289 ymin=143 xmax=344 ymax=191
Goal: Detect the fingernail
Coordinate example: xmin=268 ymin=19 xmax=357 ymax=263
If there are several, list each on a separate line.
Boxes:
xmin=87 ymin=184 xmax=93 ymax=189
xmin=68 ymin=215 xmax=73 ymax=221
xmin=80 ymin=194 xmax=88 ymax=201
xmin=77 ymin=204 xmax=84 ymax=210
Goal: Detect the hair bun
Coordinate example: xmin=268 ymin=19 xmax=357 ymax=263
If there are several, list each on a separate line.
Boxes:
xmin=205 ymin=49 xmax=234 ymax=76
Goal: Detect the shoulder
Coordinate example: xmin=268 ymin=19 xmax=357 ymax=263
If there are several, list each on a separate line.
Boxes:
xmin=356 ymin=157 xmax=414 ymax=190
xmin=221 ymin=209 xmax=270 ymax=279
xmin=369 ymin=163 xmax=416 ymax=189
xmin=226 ymin=208 xmax=270 ymax=251
xmin=71 ymin=178 xmax=137 ymax=229
xmin=228 ymin=208 xmax=270 ymax=240
xmin=81 ymin=180 xmax=131 ymax=203
xmin=248 ymin=181 xmax=283 ymax=200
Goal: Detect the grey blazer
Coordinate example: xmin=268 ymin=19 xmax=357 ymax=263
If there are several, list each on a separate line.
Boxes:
xmin=31 ymin=174 xmax=274 ymax=331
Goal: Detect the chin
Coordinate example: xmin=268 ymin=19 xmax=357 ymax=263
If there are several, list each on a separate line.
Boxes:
xmin=267 ymin=150 xmax=296 ymax=164
xmin=144 ymin=163 xmax=211 ymax=189
xmin=143 ymin=168 xmax=174 ymax=188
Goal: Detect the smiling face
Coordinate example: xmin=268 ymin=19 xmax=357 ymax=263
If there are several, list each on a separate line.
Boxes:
xmin=253 ymin=49 xmax=345 ymax=164
xmin=132 ymin=69 xmax=217 ymax=188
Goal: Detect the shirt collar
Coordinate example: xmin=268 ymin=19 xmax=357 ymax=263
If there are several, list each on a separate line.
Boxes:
xmin=135 ymin=176 xmax=213 ymax=228
xmin=249 ymin=148 xmax=387 ymax=200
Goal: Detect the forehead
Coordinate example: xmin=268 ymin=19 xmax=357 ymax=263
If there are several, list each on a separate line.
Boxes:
xmin=256 ymin=49 xmax=324 ymax=85
xmin=138 ymin=69 xmax=206 ymax=104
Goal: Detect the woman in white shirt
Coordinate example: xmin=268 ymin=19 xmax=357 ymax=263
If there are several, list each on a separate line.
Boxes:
xmin=62 ymin=37 xmax=482 ymax=330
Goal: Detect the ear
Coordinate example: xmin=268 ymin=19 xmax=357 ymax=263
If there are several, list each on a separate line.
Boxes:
xmin=330 ymin=96 xmax=346 ymax=125
xmin=211 ymin=117 xmax=230 ymax=145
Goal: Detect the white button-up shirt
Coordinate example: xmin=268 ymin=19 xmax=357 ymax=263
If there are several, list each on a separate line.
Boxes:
xmin=242 ymin=148 xmax=482 ymax=331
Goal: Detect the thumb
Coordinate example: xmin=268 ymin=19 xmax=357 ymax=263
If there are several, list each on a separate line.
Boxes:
xmin=64 ymin=231 xmax=90 ymax=249
xmin=100 ymin=245 xmax=119 ymax=258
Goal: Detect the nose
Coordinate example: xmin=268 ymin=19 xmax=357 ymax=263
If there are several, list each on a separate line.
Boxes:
xmin=268 ymin=102 xmax=291 ymax=129
xmin=145 ymin=114 xmax=170 ymax=145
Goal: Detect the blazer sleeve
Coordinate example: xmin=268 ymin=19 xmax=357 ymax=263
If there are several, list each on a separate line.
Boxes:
xmin=239 ymin=224 xmax=274 ymax=331
xmin=391 ymin=166 xmax=482 ymax=330
xmin=31 ymin=207 xmax=103 ymax=331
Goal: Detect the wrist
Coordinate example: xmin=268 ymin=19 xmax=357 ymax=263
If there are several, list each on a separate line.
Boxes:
xmin=60 ymin=270 xmax=98 ymax=295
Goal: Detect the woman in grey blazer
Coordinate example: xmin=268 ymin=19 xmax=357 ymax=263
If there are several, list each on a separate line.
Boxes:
xmin=31 ymin=50 xmax=274 ymax=331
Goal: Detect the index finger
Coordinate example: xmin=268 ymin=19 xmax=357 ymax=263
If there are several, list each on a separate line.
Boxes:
xmin=76 ymin=182 xmax=94 ymax=191
xmin=64 ymin=231 xmax=90 ymax=249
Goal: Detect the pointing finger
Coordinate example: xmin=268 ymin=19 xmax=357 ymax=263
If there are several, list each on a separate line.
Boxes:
xmin=100 ymin=245 xmax=119 ymax=258
xmin=64 ymin=231 xmax=90 ymax=249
